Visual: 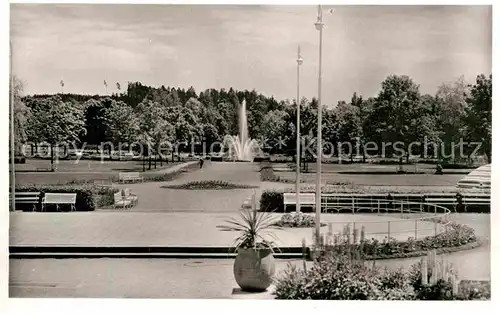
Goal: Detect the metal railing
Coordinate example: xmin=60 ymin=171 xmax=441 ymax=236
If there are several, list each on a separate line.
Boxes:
xmin=314 ymin=197 xmax=452 ymax=242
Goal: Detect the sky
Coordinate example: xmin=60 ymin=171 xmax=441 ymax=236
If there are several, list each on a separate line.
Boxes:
xmin=10 ymin=4 xmax=492 ymax=106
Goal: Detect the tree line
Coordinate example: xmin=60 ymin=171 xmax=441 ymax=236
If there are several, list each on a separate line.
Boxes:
xmin=11 ymin=73 xmax=492 ymax=168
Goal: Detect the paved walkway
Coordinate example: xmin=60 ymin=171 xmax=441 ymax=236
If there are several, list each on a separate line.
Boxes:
xmin=10 ymin=210 xmax=456 ymax=247
xmin=8 ymin=258 xmax=303 ymax=298
xmin=9 ymin=213 xmax=490 ymax=298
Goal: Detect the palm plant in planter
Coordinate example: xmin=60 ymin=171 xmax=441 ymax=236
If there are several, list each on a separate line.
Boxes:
xmin=218 ymin=193 xmax=280 ymax=292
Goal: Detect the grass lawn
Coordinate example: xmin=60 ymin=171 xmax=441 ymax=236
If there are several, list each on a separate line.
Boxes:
xmin=14 ymin=159 xmax=183 ymax=185
xmin=274 ymin=170 xmax=464 ymax=186
xmin=275 ymin=162 xmax=473 ymax=174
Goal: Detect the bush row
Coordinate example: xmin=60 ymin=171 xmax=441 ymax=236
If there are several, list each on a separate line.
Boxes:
xmin=14 ymin=184 xmax=119 ymax=211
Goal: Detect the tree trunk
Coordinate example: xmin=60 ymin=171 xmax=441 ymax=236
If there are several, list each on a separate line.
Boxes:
xmin=50 ymin=144 xmax=54 ymax=171
xmin=361 ymin=141 xmax=366 ymax=163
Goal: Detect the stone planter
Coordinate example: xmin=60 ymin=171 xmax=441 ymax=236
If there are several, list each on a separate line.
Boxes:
xmin=233 ymin=248 xmax=275 ymax=292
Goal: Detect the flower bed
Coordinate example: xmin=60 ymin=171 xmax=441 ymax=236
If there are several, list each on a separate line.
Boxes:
xmin=161 ymin=180 xmax=258 ymax=190
xmin=274 ymin=236 xmax=489 ymax=300
xmin=274 ymin=213 xmax=327 ymax=228
xmin=311 ymin=219 xmax=478 ymax=260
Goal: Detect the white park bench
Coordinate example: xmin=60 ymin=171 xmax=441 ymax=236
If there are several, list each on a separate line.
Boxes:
xmin=114 ymin=191 xmax=132 ymax=209
xmin=461 ymin=193 xmax=490 ymax=212
xmin=9 ymin=192 xmax=41 ymax=211
xmin=122 ymin=188 xmax=138 ymax=206
xmin=283 ymin=193 xmax=315 ymax=212
xmin=42 ymin=193 xmax=77 ymax=212
xmin=118 ymin=172 xmax=143 ymax=184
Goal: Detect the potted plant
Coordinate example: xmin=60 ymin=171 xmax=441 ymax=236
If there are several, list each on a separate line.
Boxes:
xmin=219 ymin=193 xmax=280 ymax=292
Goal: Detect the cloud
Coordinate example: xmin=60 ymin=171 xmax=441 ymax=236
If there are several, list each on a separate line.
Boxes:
xmin=10 ymin=4 xmax=492 ymax=103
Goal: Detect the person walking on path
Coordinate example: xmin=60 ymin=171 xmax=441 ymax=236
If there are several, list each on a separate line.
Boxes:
xmin=199 ymin=158 xmax=204 ymax=169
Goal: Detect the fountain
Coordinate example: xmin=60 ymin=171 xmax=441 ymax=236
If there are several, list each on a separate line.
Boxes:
xmin=224 ymin=99 xmax=259 ymax=162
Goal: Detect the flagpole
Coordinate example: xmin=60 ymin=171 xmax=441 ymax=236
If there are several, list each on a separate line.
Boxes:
xmin=295 ymin=45 xmax=303 ymax=214
xmin=314 ymin=5 xmax=324 ymax=242
xmin=10 ymin=40 xmax=16 ymax=212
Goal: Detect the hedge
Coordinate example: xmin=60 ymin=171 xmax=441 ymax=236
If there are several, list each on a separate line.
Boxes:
xmin=14 ymin=184 xmax=118 ymax=211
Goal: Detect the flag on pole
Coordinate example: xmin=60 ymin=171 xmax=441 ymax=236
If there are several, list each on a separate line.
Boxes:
xmin=60 ymin=80 xmax=65 ymax=87
xmin=116 ymin=82 xmax=121 ymax=90
xmin=104 ymin=80 xmax=108 ymax=87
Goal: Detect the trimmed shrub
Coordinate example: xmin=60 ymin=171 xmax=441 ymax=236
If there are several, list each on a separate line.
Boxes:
xmin=260 ymin=189 xmax=283 ymax=212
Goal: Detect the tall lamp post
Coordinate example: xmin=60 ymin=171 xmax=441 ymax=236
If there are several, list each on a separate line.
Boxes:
xmin=10 ymin=40 xmax=16 ymax=212
xmin=295 ymin=45 xmax=303 ymax=214
xmin=314 ymin=5 xmax=324 ymax=241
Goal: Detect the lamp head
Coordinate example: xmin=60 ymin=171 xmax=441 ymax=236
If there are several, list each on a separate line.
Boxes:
xmin=314 ymin=21 xmax=324 ymax=31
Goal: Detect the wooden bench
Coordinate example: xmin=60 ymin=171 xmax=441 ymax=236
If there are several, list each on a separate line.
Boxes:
xmin=9 ymin=192 xmax=41 ymax=211
xmin=461 ymin=194 xmax=490 ymax=212
xmin=42 ymin=193 xmax=77 ymax=212
xmin=118 ymin=172 xmax=143 ymax=184
xmin=283 ymin=193 xmax=315 ymax=212
xmin=122 ymin=188 xmax=138 ymax=206
xmin=114 ymin=192 xmax=132 ymax=209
